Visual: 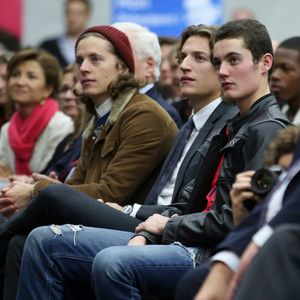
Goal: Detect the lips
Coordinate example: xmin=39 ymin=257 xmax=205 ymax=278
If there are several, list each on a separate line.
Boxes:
xmin=270 ymin=84 xmax=283 ymax=93
xmin=81 ymin=79 xmax=96 ymax=87
xmin=221 ymin=82 xmax=233 ymax=89
xmin=180 ymin=76 xmax=194 ymax=84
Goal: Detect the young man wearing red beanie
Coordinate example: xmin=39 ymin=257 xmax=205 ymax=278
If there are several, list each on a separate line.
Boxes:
xmin=0 ymin=25 xmax=178 ymax=299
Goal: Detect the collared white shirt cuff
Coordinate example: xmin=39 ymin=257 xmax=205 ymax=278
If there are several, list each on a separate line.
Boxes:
xmin=130 ymin=204 xmax=142 ymax=217
xmin=211 ymin=251 xmax=240 ymax=272
xmin=252 ymin=225 xmax=274 ymax=247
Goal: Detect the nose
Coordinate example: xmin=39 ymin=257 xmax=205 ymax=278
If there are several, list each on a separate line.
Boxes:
xmin=79 ymin=58 xmax=90 ymax=73
xmin=0 ymin=77 xmax=5 ymax=90
xmin=15 ymin=74 xmax=26 ymax=85
xmin=179 ymin=56 xmax=191 ymax=72
xmin=270 ymin=67 xmax=280 ymax=82
xmin=65 ymin=88 xmax=76 ymax=99
xmin=217 ymin=62 xmax=229 ymax=79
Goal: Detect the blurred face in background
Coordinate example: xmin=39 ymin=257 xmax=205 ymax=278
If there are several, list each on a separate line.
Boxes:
xmin=59 ymin=70 xmax=81 ymax=119
xmin=65 ymin=0 xmax=90 ymax=37
xmin=0 ymin=63 xmax=7 ymax=104
xmin=159 ymin=44 xmax=174 ymax=87
xmin=270 ymin=47 xmax=300 ymax=105
xmin=7 ymin=60 xmax=52 ymax=106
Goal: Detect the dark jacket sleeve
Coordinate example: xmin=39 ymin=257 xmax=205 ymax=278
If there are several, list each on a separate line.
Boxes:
xmin=161 ymin=204 xmax=233 ymax=247
xmin=136 ymin=202 xmax=188 ymax=221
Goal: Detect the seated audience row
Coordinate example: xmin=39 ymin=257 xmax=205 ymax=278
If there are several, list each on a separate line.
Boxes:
xmin=1 ymin=17 xmax=300 ymax=300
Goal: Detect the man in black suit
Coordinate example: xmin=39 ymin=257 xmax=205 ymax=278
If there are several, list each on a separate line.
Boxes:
xmin=112 ymin=22 xmax=183 ymax=128
xmin=39 ymin=0 xmax=90 ymax=68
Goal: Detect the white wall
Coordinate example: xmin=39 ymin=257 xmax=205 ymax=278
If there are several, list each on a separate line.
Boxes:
xmin=23 ymin=0 xmax=300 ymax=47
xmin=224 ymin=0 xmax=300 ymax=43
xmin=23 ymin=0 xmax=111 ymax=47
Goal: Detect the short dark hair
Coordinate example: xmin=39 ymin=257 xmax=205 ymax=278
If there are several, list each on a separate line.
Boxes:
xmin=158 ymin=36 xmax=177 ymax=47
xmin=176 ymin=24 xmax=218 ymax=62
xmin=215 ymin=19 xmax=273 ymax=63
xmin=278 ymin=37 xmax=300 ymax=59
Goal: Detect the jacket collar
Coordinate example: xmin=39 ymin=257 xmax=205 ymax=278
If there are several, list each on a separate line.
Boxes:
xmin=83 ymin=88 xmax=137 ymax=141
xmin=107 ymin=88 xmax=137 ymax=126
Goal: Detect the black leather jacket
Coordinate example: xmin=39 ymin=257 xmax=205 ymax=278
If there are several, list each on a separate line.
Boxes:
xmin=138 ymin=94 xmax=290 ymax=260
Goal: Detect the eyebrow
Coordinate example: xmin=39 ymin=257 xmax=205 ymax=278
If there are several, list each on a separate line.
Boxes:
xmin=213 ymin=51 xmax=242 ymax=60
xmin=182 ymin=50 xmax=209 ymax=56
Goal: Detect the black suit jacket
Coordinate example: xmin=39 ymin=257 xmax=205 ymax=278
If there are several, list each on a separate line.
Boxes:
xmin=146 ymin=86 xmax=183 ymax=128
xmin=216 ymin=138 xmax=300 ymax=256
xmin=39 ymin=38 xmax=69 ymax=68
xmin=136 ymin=101 xmax=238 ymax=220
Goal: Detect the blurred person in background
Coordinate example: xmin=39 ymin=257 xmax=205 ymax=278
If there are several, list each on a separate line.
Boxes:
xmin=231 ymin=7 xmax=254 ymax=20
xmin=0 ymin=29 xmax=20 ymax=54
xmin=112 ymin=22 xmax=183 ymax=128
xmin=0 ymin=52 xmax=14 ymax=128
xmin=156 ymin=36 xmax=178 ymax=101
xmin=0 ymin=48 xmax=74 ymax=178
xmin=39 ymin=0 xmax=91 ymax=68
xmin=168 ymin=44 xmax=193 ymax=123
xmin=270 ymin=37 xmax=300 ymax=125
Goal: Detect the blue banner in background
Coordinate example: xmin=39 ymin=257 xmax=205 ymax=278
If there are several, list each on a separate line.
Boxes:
xmin=112 ymin=0 xmax=223 ymax=37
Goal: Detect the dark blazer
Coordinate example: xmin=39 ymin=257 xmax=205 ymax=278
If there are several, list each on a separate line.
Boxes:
xmin=39 ymin=38 xmax=69 ymax=68
xmin=146 ymin=86 xmax=183 ymax=128
xmin=136 ymin=101 xmax=238 ymax=220
xmin=216 ymin=149 xmax=300 ymax=257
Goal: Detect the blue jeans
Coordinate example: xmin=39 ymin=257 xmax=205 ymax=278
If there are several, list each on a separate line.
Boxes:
xmin=17 ymin=225 xmax=196 ymax=300
xmin=92 ymin=243 xmax=195 ymax=299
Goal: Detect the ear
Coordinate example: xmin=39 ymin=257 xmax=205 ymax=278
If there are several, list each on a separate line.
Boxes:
xmin=117 ymin=61 xmax=129 ymax=76
xmin=144 ymin=56 xmax=155 ymax=81
xmin=260 ymin=53 xmax=273 ymax=75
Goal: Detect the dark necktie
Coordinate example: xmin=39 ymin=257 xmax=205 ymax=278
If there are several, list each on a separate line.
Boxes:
xmin=93 ymin=112 xmax=110 ymax=140
xmin=145 ymin=117 xmax=195 ymax=204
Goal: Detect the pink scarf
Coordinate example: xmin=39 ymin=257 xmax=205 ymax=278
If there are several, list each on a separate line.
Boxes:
xmin=8 ymin=98 xmax=59 ymax=175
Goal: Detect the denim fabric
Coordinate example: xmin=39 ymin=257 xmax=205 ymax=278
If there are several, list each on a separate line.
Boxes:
xmin=16 ymin=225 xmax=134 ymax=300
xmin=92 ymin=243 xmax=195 ymax=299
xmin=17 ymin=225 xmax=196 ymax=300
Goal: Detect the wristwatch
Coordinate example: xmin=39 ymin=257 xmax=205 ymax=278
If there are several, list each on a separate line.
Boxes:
xmin=122 ymin=205 xmax=133 ymax=215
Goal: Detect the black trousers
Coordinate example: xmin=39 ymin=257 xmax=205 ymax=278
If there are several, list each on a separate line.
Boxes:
xmin=0 ymin=184 xmax=142 ymax=298
xmin=3 ymin=235 xmax=26 ymax=300
xmin=234 ymin=224 xmax=300 ymax=300
xmin=175 ymin=262 xmax=210 ymax=300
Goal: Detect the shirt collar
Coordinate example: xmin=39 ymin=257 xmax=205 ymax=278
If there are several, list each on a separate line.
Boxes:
xmin=95 ymin=98 xmax=112 ymax=119
xmin=139 ymin=83 xmax=154 ymax=94
xmin=192 ymin=97 xmax=222 ymax=130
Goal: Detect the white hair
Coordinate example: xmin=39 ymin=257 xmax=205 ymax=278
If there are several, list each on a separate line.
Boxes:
xmin=112 ymin=22 xmax=161 ymax=81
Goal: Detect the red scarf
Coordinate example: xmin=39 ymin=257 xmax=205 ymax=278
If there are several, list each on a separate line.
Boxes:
xmin=8 ymin=98 xmax=59 ymax=175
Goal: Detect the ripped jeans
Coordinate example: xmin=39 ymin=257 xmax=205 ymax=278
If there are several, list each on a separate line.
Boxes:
xmin=16 ymin=225 xmax=196 ymax=300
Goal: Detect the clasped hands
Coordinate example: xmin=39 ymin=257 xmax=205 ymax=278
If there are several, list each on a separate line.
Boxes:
xmin=0 ymin=181 xmax=34 ymax=218
xmin=128 ymin=214 xmax=171 ymax=246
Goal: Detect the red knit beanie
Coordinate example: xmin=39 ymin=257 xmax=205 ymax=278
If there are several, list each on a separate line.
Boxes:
xmin=75 ymin=25 xmax=135 ymax=74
